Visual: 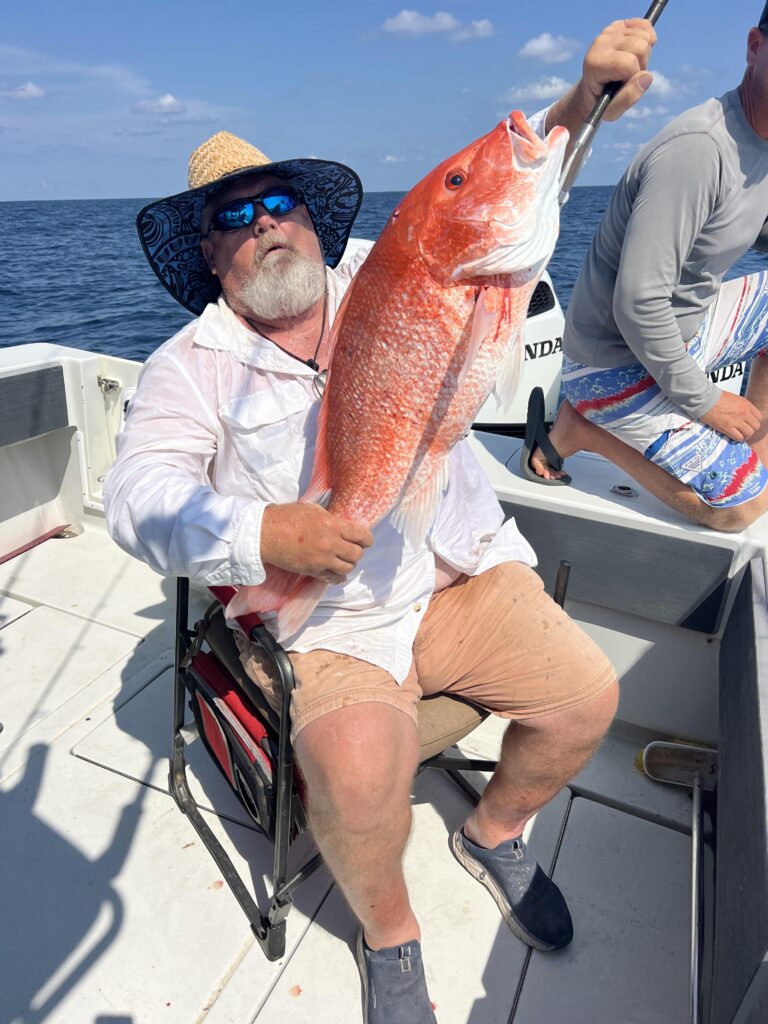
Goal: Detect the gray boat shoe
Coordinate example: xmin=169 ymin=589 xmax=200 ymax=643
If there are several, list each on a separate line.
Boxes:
xmin=450 ymin=828 xmax=573 ymax=951
xmin=355 ymin=931 xmax=437 ymax=1023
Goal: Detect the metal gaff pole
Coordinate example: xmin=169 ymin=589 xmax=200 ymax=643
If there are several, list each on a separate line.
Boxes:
xmin=558 ymin=0 xmax=670 ymax=200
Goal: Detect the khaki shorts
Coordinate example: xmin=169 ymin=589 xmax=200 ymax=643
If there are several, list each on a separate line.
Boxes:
xmin=234 ymin=561 xmax=616 ymax=741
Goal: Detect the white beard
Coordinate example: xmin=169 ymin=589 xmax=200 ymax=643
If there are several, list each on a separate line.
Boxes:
xmin=237 ymin=235 xmax=327 ymax=320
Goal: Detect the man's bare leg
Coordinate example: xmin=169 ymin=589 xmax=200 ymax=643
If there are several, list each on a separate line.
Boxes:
xmin=294 ymin=684 xmax=620 ymax=945
xmin=530 ymin=399 xmax=768 ymax=531
xmin=294 ymin=702 xmax=421 ymax=951
xmin=464 ymin=680 xmax=619 ymax=847
xmin=745 ymin=353 xmax=768 ymax=457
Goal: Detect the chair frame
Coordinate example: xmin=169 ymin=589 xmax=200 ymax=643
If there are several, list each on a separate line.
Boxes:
xmin=169 ymin=577 xmax=501 ymax=961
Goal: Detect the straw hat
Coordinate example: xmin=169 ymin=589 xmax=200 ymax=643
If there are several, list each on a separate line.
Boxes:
xmin=136 ymin=131 xmax=363 ymax=315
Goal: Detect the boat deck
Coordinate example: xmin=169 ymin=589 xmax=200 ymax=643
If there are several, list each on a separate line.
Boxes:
xmin=1 ymin=493 xmax=703 ymax=1024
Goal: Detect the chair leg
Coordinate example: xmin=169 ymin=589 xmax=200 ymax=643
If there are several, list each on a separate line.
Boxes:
xmin=420 ymin=752 xmax=499 ymax=806
xmin=168 ymin=579 xmax=326 ymax=962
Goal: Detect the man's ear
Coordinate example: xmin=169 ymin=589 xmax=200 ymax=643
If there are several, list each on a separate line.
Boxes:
xmin=747 ymin=26 xmax=764 ymax=66
xmin=201 ymin=237 xmax=218 ymax=276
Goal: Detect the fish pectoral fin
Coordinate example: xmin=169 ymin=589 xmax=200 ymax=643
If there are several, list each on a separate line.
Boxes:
xmin=391 ymin=457 xmax=450 ymax=547
xmin=457 ymin=287 xmax=497 ymax=390
xmin=492 ymin=329 xmax=524 ymax=410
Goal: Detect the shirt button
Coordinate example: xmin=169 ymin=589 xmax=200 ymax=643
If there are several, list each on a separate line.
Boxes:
xmin=413 ymin=602 xmax=422 ymax=612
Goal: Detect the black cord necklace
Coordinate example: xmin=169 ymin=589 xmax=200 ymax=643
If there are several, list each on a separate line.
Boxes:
xmin=243 ymin=296 xmax=328 ymax=397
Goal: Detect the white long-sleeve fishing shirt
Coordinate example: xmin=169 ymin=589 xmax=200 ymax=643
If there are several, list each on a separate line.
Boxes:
xmin=105 ymin=110 xmax=554 ymax=683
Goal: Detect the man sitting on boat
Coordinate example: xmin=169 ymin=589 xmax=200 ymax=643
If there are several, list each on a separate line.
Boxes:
xmin=104 ymin=20 xmax=654 ymax=1024
xmin=526 ymin=8 xmax=768 ymax=533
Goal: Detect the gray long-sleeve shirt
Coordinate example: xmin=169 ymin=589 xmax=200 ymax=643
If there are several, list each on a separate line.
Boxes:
xmin=564 ymin=89 xmax=768 ymax=419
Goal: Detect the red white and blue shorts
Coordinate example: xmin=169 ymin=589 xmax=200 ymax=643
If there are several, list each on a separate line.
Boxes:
xmin=563 ymin=272 xmax=768 ymax=508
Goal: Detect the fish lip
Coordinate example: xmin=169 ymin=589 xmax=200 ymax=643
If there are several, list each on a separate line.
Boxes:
xmin=505 ymin=111 xmax=548 ymax=168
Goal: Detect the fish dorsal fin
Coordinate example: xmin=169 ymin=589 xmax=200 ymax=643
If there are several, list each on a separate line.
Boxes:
xmin=301 ymin=395 xmax=332 ymax=506
xmin=390 ymin=456 xmax=450 ymax=548
xmin=300 ymin=303 xmax=344 ymax=506
xmin=457 ymin=287 xmax=495 ymax=390
xmin=492 ymin=328 xmax=524 ymax=409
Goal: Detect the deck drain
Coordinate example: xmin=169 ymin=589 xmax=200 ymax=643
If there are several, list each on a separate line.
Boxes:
xmin=610 ymin=484 xmax=638 ymax=498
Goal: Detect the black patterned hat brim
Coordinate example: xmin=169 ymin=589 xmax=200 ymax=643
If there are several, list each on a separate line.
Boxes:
xmin=136 ymin=158 xmax=363 ymax=316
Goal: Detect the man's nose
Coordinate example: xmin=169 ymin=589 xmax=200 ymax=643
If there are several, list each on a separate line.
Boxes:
xmin=252 ymin=204 xmax=279 ymax=233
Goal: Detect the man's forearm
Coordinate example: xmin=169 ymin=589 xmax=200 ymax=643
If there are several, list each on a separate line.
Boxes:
xmin=544 ymin=83 xmax=596 ymax=159
xmin=543 ymin=18 xmax=655 ymax=156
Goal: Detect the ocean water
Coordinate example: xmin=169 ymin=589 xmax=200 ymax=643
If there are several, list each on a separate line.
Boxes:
xmin=1 ymin=188 xmax=766 ymax=362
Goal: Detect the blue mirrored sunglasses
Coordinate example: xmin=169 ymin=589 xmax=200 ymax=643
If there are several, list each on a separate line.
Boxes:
xmin=206 ymin=185 xmax=302 ymax=234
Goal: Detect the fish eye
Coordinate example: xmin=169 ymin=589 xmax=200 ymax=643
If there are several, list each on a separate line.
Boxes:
xmin=446 ymin=170 xmax=466 ymax=190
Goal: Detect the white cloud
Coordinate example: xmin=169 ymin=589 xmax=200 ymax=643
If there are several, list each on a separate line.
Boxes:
xmin=0 ymin=44 xmax=150 ymax=96
xmin=133 ymin=93 xmax=186 ymax=115
xmin=382 ymin=10 xmax=495 ymax=42
xmin=383 ymin=154 xmax=405 ymax=163
xmin=518 ymin=33 xmax=580 ymax=64
xmin=624 ymin=103 xmax=670 ymax=120
xmin=648 ymin=71 xmax=674 ymax=96
xmin=383 ymin=10 xmax=459 ymax=34
xmin=454 ymin=19 xmax=494 ymax=41
xmin=0 ymin=81 xmax=46 ymax=100
xmin=604 ymin=140 xmax=648 ymax=162
xmin=503 ymin=76 xmax=572 ymax=103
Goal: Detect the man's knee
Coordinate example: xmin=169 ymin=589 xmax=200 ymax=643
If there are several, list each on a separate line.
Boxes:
xmin=527 ymin=675 xmax=619 ymax=748
xmin=585 ymin=676 xmax=620 ymax=735
xmin=295 ymin=703 xmax=419 ymax=829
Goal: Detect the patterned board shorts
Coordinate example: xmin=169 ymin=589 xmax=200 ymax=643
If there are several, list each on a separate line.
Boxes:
xmin=563 ymin=271 xmax=768 ymax=508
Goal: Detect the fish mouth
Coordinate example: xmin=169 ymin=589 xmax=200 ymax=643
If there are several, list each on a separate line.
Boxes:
xmin=450 ymin=112 xmax=567 ymax=282
xmin=505 ymin=111 xmax=549 ymax=169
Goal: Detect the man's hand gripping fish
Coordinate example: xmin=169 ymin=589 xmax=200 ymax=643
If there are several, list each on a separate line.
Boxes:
xmin=227 ymin=112 xmax=568 ymax=635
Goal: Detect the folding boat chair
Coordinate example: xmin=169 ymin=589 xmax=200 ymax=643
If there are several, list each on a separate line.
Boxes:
xmin=169 ymin=577 xmax=511 ymax=962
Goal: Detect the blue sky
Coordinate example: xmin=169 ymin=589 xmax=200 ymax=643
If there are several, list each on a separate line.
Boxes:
xmin=0 ymin=0 xmax=762 ymax=200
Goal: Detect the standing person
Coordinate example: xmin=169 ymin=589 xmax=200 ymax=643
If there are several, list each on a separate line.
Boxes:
xmin=105 ymin=21 xmax=655 ymax=1024
xmin=525 ymin=9 xmax=768 ymax=533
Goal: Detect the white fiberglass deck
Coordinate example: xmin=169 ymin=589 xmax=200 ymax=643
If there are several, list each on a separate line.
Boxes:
xmin=0 ymin=505 xmax=698 ymax=1024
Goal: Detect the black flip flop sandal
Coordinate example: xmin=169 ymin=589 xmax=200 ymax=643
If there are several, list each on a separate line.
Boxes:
xmin=519 ymin=386 xmax=571 ymax=486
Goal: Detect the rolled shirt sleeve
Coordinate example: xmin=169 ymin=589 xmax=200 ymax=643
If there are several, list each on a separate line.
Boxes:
xmin=612 ymin=133 xmax=722 ymax=419
xmin=528 ymin=106 xmax=551 ymax=140
xmin=103 ymin=344 xmax=269 ymax=587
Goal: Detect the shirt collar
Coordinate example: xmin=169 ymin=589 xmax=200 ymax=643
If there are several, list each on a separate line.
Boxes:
xmin=194 ymin=293 xmax=327 ymax=377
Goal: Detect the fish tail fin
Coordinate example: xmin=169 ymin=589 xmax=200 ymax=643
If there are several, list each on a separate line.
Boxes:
xmin=276 ymin=577 xmax=328 ymax=637
xmin=226 ymin=571 xmax=328 ymax=639
xmin=225 ymin=567 xmax=299 ymax=622
xmin=391 ymin=457 xmax=450 ymax=548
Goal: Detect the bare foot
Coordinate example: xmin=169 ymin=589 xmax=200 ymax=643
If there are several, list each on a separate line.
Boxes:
xmin=529 ymin=400 xmax=594 ymax=480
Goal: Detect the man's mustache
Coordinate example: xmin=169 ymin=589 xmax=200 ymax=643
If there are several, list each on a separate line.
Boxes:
xmin=254 ymin=231 xmax=298 ymax=265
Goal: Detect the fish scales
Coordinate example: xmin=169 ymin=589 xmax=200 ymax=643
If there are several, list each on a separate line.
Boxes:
xmin=320 ymin=244 xmax=477 ymax=526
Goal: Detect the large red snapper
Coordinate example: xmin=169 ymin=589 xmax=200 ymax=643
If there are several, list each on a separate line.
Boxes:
xmin=227 ymin=112 xmax=568 ymax=635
